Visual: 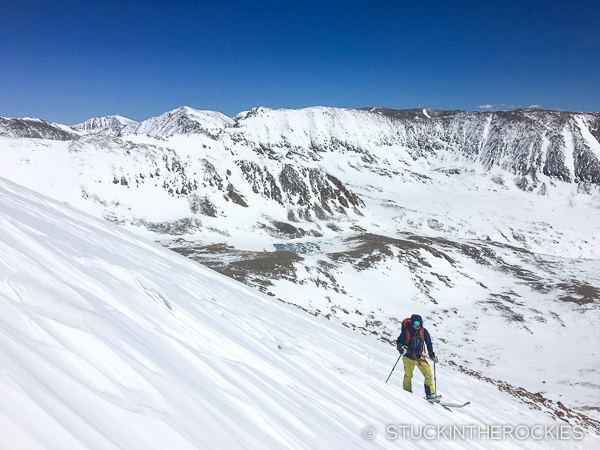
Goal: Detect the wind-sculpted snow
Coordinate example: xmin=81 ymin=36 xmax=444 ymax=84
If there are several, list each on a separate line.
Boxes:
xmin=5 ymin=177 xmax=599 ymax=448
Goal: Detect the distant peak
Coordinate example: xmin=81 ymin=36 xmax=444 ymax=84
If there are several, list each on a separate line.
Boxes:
xmin=174 ymin=105 xmax=195 ymax=114
xmin=165 ymin=106 xmax=232 ymax=120
xmin=233 ymin=106 xmax=274 ymax=121
xmin=72 ymin=114 xmax=138 ymax=134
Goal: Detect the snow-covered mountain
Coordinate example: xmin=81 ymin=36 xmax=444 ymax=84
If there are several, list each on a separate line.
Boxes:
xmin=1 ymin=177 xmax=598 ymax=448
xmin=0 ymin=116 xmax=77 ymax=140
xmin=229 ymin=106 xmax=600 ymax=187
xmin=72 ymin=114 xmax=138 ymax=135
xmin=129 ymin=106 xmax=234 ymax=138
xmin=360 ymin=107 xmax=600 ymax=185
xmin=1 ymin=105 xmax=600 ymax=431
xmin=1 ymin=106 xmax=599 ymax=257
xmin=71 ymin=105 xmax=600 ymax=188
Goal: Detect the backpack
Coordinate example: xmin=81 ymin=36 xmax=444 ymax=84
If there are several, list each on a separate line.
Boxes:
xmin=401 ymin=318 xmax=426 ymax=360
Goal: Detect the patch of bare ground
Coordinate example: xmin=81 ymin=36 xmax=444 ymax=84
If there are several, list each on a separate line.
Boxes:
xmin=328 ymin=234 xmax=397 ymax=270
xmin=313 ymin=260 xmax=347 ymax=294
xmin=480 ymin=302 xmax=525 ymax=324
xmin=556 ymin=280 xmax=600 ymax=305
xmin=409 ymin=235 xmax=542 ymax=282
xmin=448 ymin=361 xmax=600 ymax=435
xmin=162 ymin=240 xmax=303 ymax=294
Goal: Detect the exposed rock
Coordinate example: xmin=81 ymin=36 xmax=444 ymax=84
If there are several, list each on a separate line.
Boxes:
xmin=225 ymin=183 xmax=248 ymax=207
xmin=0 ymin=117 xmax=76 ymax=140
xmin=189 ymin=193 xmax=218 ymax=217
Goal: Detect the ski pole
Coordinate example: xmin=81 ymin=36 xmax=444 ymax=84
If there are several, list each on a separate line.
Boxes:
xmin=434 ymin=359 xmax=437 ymax=393
xmin=385 ymin=355 xmax=402 ymax=383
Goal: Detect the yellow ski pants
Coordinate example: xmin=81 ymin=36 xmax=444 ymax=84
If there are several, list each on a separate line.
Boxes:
xmin=402 ymin=356 xmax=435 ymax=395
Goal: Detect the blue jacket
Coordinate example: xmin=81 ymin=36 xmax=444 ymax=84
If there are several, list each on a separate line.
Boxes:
xmin=397 ymin=326 xmax=434 ymax=360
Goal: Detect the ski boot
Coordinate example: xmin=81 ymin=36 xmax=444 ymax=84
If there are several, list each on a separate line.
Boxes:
xmin=425 ymin=393 xmax=442 ymax=403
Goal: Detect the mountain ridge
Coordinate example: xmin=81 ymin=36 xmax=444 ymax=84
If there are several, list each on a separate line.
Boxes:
xmin=5 ymin=105 xmax=600 ymax=186
xmin=1 ymin=105 xmax=599 ymax=258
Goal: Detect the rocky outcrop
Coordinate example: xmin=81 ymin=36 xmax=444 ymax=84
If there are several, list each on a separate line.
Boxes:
xmin=357 ymin=107 xmax=600 ymax=185
xmin=237 ymin=161 xmax=364 ymax=221
xmin=0 ymin=117 xmax=77 ymax=140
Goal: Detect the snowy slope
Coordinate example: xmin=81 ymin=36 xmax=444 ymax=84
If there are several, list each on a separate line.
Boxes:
xmin=1 ymin=176 xmax=598 ymax=448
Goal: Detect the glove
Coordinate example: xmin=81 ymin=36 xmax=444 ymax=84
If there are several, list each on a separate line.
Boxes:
xmin=430 ymin=352 xmax=438 ymax=363
xmin=399 ymin=345 xmax=408 ymax=356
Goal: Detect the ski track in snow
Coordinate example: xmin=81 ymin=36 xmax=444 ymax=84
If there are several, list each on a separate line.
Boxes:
xmin=1 ymin=177 xmax=599 ymax=448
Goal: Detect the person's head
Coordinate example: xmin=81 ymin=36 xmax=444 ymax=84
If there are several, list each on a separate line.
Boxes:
xmin=410 ymin=314 xmax=423 ymax=330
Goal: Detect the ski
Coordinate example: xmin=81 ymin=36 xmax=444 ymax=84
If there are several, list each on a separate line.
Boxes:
xmin=425 ymin=397 xmax=470 ymax=412
xmin=437 ymin=401 xmax=470 ymax=412
xmin=440 ymin=402 xmax=470 ymax=408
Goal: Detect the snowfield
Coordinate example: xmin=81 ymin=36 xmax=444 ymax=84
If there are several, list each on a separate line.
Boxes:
xmin=1 ymin=177 xmax=599 ymax=448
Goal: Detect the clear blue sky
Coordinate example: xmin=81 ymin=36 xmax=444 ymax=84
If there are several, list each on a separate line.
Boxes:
xmin=1 ymin=0 xmax=599 ymax=124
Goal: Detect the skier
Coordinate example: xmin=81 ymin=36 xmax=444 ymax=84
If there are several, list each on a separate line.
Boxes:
xmin=396 ymin=314 xmax=439 ymax=401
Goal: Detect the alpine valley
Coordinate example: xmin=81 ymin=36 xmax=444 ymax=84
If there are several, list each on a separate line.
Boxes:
xmin=1 ymin=105 xmax=600 ymax=436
